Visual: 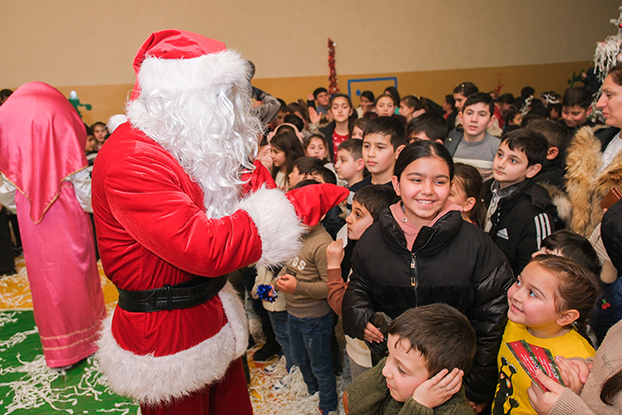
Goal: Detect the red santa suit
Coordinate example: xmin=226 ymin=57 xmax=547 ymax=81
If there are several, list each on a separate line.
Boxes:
xmin=92 ymin=30 xmax=347 ymax=414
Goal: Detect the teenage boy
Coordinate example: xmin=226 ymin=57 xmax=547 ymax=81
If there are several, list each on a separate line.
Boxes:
xmin=353 ymin=116 xmax=406 ymax=191
xmin=343 ymin=304 xmax=476 ymax=415
xmin=482 ymin=129 xmax=559 ymax=276
xmin=406 ymin=113 xmax=447 ymax=144
xmin=560 ymin=86 xmax=594 ymax=135
xmin=526 ymin=119 xmax=571 ymax=189
xmin=307 ymin=87 xmax=330 ymax=115
xmin=335 ymin=139 xmax=366 ymax=188
xmin=445 ymin=93 xmax=500 ymax=181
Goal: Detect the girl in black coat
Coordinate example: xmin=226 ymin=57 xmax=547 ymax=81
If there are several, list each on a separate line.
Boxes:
xmin=342 ymin=141 xmax=513 ymax=411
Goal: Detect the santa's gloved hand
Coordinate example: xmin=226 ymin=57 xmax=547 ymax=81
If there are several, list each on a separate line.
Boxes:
xmin=241 ymin=160 xmax=276 ymax=196
xmin=286 ymin=184 xmax=349 ymax=227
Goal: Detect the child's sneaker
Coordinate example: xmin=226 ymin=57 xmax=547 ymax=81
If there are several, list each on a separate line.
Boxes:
xmin=263 ymin=356 xmax=286 ymax=375
xmin=273 ymin=365 xmax=298 ymax=391
xmin=318 ymin=407 xmax=338 ymax=415
xmin=273 ymin=377 xmax=288 ymax=391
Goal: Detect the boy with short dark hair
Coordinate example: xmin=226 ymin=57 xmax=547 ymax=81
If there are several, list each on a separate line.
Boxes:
xmin=497 ymin=93 xmax=515 ymax=115
xmin=326 ymin=185 xmax=397 ymax=381
xmin=445 ymin=92 xmax=500 ymax=180
xmin=406 ymin=113 xmax=447 ymax=144
xmin=288 ymin=156 xmax=325 ymax=189
xmin=336 ymin=139 xmax=366 ymax=187
xmin=343 ymin=304 xmax=476 ymax=415
xmin=326 ymin=185 xmax=398 ymax=315
xmin=307 ymin=87 xmax=330 ymax=116
xmin=482 ymin=129 xmax=559 ymax=275
xmin=533 ymin=229 xmax=601 ymax=277
xmin=353 ymin=117 xmax=406 ymax=190
xmin=560 ymin=86 xmax=593 ymax=134
xmin=526 ymin=119 xmax=571 ymax=189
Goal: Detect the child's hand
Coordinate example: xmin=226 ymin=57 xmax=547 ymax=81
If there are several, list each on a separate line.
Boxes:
xmin=326 ymin=240 xmax=345 ymax=269
xmin=527 ymin=369 xmax=566 ymax=415
xmin=363 ymin=322 xmax=384 ymax=343
xmin=308 ymin=106 xmax=321 ymax=124
xmin=275 ymin=274 xmax=297 ymax=294
xmin=555 ymin=356 xmax=591 ymax=394
xmin=412 ymin=368 xmax=463 ymax=408
xmin=260 ymin=285 xmax=277 ymax=302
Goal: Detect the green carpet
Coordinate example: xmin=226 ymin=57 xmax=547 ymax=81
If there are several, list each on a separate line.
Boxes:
xmin=0 ymin=310 xmax=139 ymax=414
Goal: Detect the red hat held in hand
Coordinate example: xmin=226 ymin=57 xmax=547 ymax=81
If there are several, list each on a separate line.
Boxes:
xmin=286 ymin=184 xmax=349 ymax=227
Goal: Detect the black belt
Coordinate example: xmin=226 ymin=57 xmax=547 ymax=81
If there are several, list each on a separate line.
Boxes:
xmin=116 ymin=275 xmax=227 ymax=313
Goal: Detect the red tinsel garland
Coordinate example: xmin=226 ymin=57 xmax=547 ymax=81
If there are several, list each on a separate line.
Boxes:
xmin=328 ymin=38 xmax=339 ymax=94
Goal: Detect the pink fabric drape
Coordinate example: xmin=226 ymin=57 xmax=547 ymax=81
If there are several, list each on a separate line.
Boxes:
xmin=16 ymin=188 xmax=105 ymax=367
xmin=0 ymin=82 xmax=105 ymax=367
xmin=0 ymin=82 xmax=88 ymax=224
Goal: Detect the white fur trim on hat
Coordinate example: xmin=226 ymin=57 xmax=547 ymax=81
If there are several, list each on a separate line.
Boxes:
xmin=137 ymin=50 xmax=249 ymax=97
xmin=238 ymin=187 xmax=303 ymax=267
xmin=96 ymin=282 xmax=248 ymax=405
xmin=107 ymin=114 xmax=128 ymax=133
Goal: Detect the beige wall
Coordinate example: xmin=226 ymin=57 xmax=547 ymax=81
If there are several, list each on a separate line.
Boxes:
xmin=1 ymin=1 xmax=619 ymax=124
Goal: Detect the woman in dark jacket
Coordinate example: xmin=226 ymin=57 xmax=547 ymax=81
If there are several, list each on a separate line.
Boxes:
xmin=342 ymin=141 xmax=513 ymax=410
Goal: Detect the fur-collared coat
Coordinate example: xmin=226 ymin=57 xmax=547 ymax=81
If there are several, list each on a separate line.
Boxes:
xmin=565 ymin=126 xmax=622 ymax=237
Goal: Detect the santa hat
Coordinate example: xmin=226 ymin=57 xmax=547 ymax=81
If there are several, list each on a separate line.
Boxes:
xmin=130 ymin=29 xmax=249 ymax=100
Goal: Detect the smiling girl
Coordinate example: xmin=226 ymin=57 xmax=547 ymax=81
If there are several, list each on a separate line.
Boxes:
xmin=492 ymin=255 xmax=600 ymax=415
xmin=342 ymin=140 xmax=513 ymax=410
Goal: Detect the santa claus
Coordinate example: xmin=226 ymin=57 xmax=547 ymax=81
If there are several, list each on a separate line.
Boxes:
xmin=92 ymin=29 xmax=347 ymax=414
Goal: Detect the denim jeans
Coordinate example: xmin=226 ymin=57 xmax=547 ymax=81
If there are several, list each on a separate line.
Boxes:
xmin=268 ymin=310 xmax=292 ymax=369
xmin=288 ymin=312 xmax=337 ymax=412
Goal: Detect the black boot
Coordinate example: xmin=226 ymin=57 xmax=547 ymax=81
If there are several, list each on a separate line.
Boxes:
xmin=253 ymin=340 xmax=281 ymax=362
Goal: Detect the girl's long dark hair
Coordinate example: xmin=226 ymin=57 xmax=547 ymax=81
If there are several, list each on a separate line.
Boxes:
xmin=453 ymin=163 xmax=485 ymax=228
xmin=270 ymin=129 xmax=304 ymax=181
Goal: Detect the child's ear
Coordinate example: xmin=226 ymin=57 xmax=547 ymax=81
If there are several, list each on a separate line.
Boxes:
xmin=458 ymin=111 xmax=463 ymax=125
xmin=557 ymin=309 xmax=580 ymax=327
xmin=356 ymin=158 xmax=365 ymax=172
xmin=392 ymin=175 xmax=401 ymax=196
xmin=395 ymin=144 xmax=406 ymax=159
xmin=464 ymin=196 xmax=476 ymax=213
xmin=546 ymin=147 xmax=559 ymax=160
xmin=525 ymin=163 xmax=542 ymax=178
xmin=486 ymin=115 xmax=495 ymax=128
xmin=586 ymin=107 xmax=593 ymax=117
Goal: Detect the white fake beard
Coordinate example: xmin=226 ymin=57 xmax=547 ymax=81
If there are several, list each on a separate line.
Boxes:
xmin=127 ymin=85 xmax=261 ymax=218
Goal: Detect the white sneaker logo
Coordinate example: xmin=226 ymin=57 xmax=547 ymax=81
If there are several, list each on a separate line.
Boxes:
xmin=497 ymin=228 xmax=509 ymax=240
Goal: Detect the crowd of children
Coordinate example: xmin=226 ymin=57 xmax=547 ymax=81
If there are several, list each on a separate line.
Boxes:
xmin=2 ymin=64 xmax=622 ymax=415
xmin=244 ymin=63 xmax=622 ymax=415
